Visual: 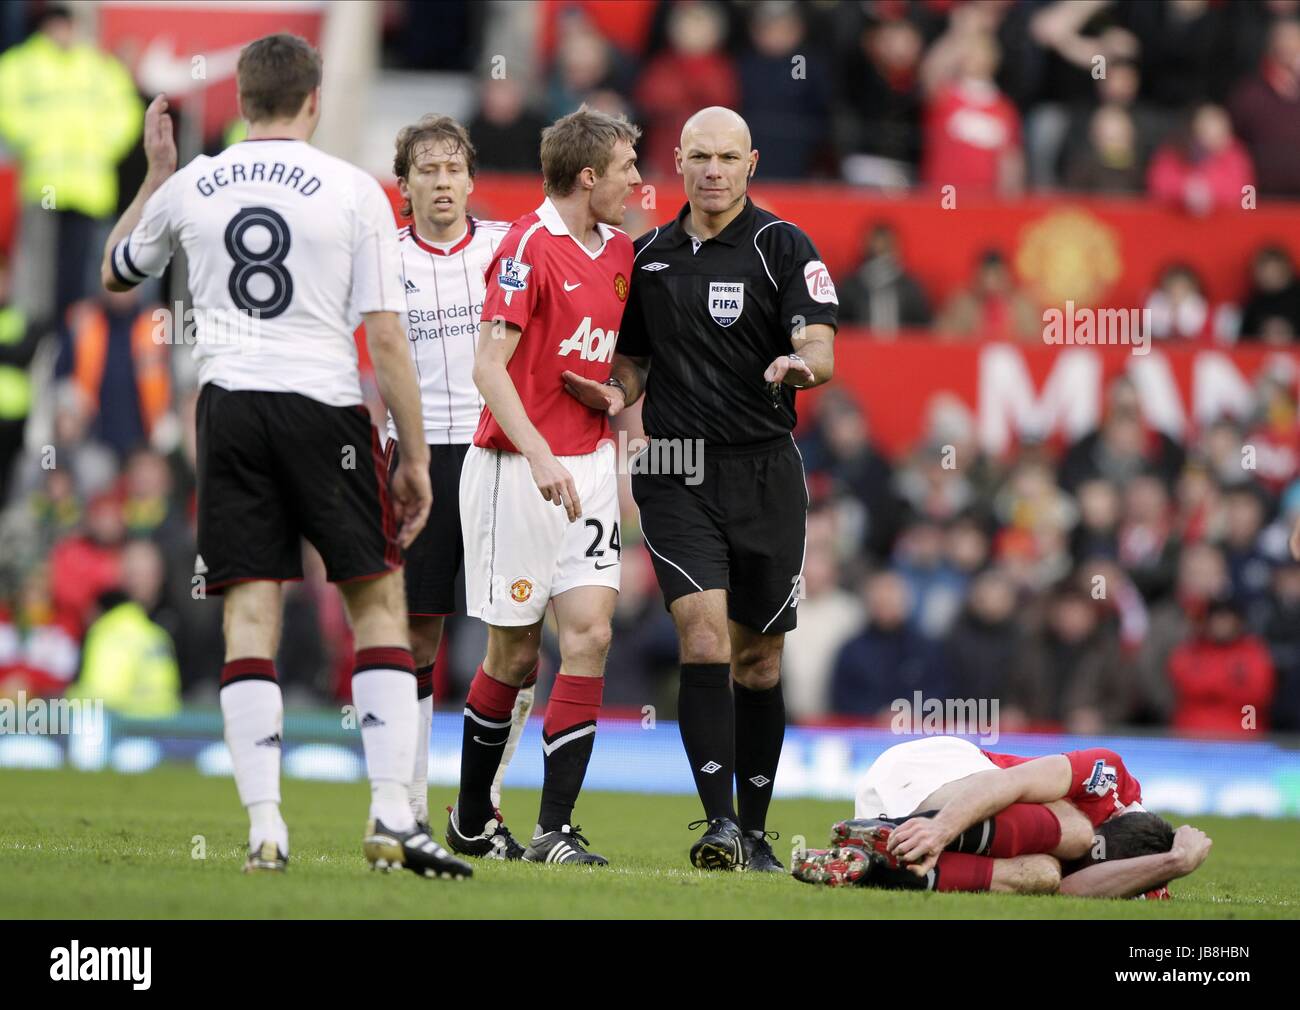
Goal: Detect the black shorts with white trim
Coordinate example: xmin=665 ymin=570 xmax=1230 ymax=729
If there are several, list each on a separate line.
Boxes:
xmin=631 ymin=434 xmax=808 ymax=635
xmin=195 ymin=384 xmax=399 ymax=591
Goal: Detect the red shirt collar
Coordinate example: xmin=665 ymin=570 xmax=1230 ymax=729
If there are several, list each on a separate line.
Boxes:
xmin=406 ymin=217 xmax=475 ymax=256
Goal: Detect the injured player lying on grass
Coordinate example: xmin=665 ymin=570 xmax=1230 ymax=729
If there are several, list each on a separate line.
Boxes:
xmin=792 ymin=736 xmax=1212 ymax=898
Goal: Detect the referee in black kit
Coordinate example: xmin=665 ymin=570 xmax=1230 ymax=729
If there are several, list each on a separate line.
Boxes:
xmin=563 ymin=106 xmax=837 ymax=871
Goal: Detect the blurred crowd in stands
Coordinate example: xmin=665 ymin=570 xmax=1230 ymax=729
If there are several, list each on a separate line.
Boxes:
xmin=412 ymin=0 xmax=1300 ymax=201
xmin=2 ymin=1 xmax=1300 ymax=737
xmin=836 ymin=229 xmax=1300 ymax=343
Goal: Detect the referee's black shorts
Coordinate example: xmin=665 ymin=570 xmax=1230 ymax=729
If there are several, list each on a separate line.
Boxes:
xmin=631 ymin=434 xmax=808 ymax=635
xmin=385 ymin=440 xmax=469 ymax=617
xmin=195 ymin=384 xmax=400 ymax=592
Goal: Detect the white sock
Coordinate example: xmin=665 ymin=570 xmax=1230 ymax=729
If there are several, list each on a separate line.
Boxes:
xmin=491 ymin=683 xmax=535 ymax=809
xmin=409 ymin=693 xmax=432 ymax=823
xmin=248 ymin=800 xmax=288 ymax=855
xmin=352 ymin=666 xmax=418 ymax=831
xmin=219 ymin=678 xmax=287 ymax=852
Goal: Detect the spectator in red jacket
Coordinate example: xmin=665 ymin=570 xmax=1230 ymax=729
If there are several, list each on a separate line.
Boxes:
xmin=48 ymin=488 xmax=124 ymax=633
xmin=1147 ymin=103 xmax=1254 ymax=215
xmin=634 ymin=2 xmax=738 ymax=180
xmin=1168 ymin=596 xmax=1275 ymax=736
xmin=1228 ymin=17 xmax=1300 ymax=198
xmin=920 ymin=29 xmax=1024 ymax=196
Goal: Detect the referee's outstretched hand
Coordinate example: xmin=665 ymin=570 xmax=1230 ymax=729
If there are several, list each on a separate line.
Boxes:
xmin=562 ymin=370 xmax=626 ymax=417
xmin=390 ymin=456 xmax=433 ymax=548
xmin=529 ymin=451 xmax=582 ymax=522
xmin=763 ymin=354 xmax=816 ymax=389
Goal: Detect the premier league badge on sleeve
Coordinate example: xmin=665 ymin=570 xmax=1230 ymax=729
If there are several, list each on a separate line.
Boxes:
xmin=707 ymin=281 xmax=744 ymax=327
xmin=1082 ymin=759 xmax=1118 ymax=797
xmin=497 ymin=256 xmax=531 ymax=291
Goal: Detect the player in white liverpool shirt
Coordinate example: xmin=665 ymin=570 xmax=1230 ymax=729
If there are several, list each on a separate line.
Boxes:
xmin=385 ymin=116 xmax=534 ymax=854
xmin=99 ymin=34 xmax=469 ymax=880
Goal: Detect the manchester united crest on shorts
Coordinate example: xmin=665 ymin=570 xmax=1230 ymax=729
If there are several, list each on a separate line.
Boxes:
xmin=707 ymin=281 xmax=744 ymax=327
xmin=510 ymin=578 xmax=533 ymax=603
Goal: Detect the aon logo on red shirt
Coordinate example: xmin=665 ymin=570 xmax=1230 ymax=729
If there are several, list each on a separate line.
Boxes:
xmin=558 ymin=316 xmax=617 ymax=363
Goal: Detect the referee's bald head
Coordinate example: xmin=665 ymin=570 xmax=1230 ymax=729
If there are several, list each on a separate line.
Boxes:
xmin=676 ymin=106 xmax=757 ymax=217
xmin=680 ymin=106 xmax=751 ymax=152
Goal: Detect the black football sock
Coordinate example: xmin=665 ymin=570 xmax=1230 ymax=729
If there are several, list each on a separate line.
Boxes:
xmin=894 ymin=810 xmax=996 ymax=854
xmin=456 ymin=665 xmax=518 ymax=831
xmin=678 ymin=662 xmax=736 ymax=822
xmin=947 ymin=818 xmax=996 ymax=854
xmin=537 ymin=674 xmax=603 ymax=833
xmin=734 ymin=679 xmax=785 ymax=832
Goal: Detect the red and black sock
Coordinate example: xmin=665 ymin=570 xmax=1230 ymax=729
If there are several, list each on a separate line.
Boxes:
xmin=933 ymin=852 xmax=995 ymax=893
xmin=945 ymin=803 xmax=1062 ymax=857
xmin=415 ymin=663 xmax=434 ymax=702
xmin=678 ymin=663 xmax=736 ymax=822
xmin=734 ymin=679 xmax=784 ymax=832
xmin=456 ymin=665 xmax=518 ymax=830
xmin=538 ymin=674 xmax=603 ymax=832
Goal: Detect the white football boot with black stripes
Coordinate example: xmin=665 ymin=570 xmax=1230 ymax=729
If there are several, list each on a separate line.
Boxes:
xmin=243 ymin=840 xmax=287 ymax=873
xmin=522 ymin=824 xmax=608 ymax=865
xmin=364 ymin=817 xmax=474 ymax=879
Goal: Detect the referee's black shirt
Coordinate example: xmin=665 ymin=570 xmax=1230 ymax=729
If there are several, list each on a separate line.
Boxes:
xmin=618 ymin=198 xmax=838 ymax=447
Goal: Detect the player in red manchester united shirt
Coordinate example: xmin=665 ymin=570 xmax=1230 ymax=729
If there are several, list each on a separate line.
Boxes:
xmin=792 ymin=736 xmax=1212 ymax=898
xmin=446 ymin=107 xmax=640 ymax=867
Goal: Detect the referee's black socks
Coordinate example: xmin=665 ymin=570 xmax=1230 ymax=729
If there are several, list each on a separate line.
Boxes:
xmin=734 ymin=679 xmax=785 ymax=833
xmin=678 ymin=663 xmax=737 ymax=822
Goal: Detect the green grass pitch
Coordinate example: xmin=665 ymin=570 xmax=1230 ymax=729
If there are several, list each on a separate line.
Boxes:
xmin=1 ymin=766 xmax=1296 ymax=919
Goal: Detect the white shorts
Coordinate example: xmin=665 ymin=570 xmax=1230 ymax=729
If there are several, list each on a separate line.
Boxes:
xmin=460 ymin=442 xmax=620 ymax=626
xmin=854 ymin=737 xmax=996 ymax=819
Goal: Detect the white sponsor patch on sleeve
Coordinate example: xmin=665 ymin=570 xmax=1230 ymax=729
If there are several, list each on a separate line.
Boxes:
xmin=497 ymin=256 xmax=532 ymax=291
xmin=803 ymin=260 xmax=838 ymax=304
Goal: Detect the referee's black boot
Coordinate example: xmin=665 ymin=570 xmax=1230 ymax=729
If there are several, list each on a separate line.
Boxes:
xmin=688 ymin=817 xmax=744 ymax=870
xmin=741 ymin=829 xmax=784 ymax=872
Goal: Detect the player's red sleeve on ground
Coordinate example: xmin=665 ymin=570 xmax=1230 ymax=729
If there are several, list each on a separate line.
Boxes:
xmin=1062 ymin=748 xmax=1143 ymax=826
xmin=979 ymin=749 xmax=1028 ymax=770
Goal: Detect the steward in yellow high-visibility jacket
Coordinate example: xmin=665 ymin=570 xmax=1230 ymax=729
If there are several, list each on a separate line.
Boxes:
xmin=0 ymin=286 xmax=47 ymax=504
xmin=68 ymin=595 xmax=181 ymax=719
xmin=0 ymin=24 xmax=142 ymax=218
